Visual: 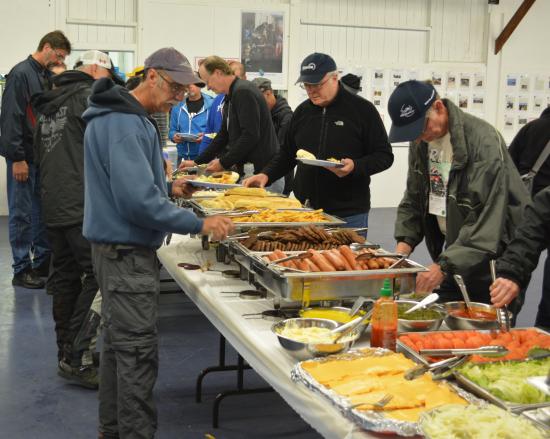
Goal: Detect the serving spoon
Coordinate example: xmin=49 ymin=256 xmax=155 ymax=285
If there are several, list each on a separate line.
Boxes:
xmin=404 ymin=293 xmax=440 ymax=314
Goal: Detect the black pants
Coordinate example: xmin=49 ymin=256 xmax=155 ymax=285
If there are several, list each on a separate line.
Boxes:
xmin=92 ymin=243 xmax=159 ymax=439
xmin=47 ymin=225 xmax=99 ymax=366
xmin=536 ymin=251 xmax=550 ymax=328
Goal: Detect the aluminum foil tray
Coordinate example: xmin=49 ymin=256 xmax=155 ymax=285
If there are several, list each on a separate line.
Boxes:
xmin=291 ymin=348 xmax=481 ymax=437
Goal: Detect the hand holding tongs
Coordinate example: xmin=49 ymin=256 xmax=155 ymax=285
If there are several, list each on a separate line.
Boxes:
xmin=490 ymin=260 xmax=511 ymax=332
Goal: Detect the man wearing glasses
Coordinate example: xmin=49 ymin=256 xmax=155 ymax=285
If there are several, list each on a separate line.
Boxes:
xmin=0 ymin=30 xmax=71 ymax=289
xmin=244 ymin=53 xmax=393 ymax=230
xmin=82 ymin=47 xmax=234 ymax=439
xmin=388 ymin=80 xmax=529 ymax=312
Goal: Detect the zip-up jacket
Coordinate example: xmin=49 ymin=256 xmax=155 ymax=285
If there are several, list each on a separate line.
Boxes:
xmin=82 ymin=78 xmax=203 ymax=248
xmin=169 ymin=92 xmax=213 ymax=161
xmin=496 ymin=186 xmax=550 ymax=288
xmin=508 ymin=107 xmax=550 ymax=196
xmin=0 ymin=55 xmax=51 ymax=162
xmin=395 ymin=99 xmax=530 ymax=280
xmin=262 ymin=84 xmax=393 ymax=217
xmin=32 ymin=70 xmax=94 ymax=227
xmin=198 ymin=93 xmax=225 ymax=154
xmin=195 ymin=78 xmax=279 ymax=173
xmin=271 ymin=95 xmax=293 ymax=146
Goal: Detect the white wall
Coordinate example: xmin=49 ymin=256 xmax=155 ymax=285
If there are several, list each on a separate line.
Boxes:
xmin=1 ymin=0 xmax=550 ymax=214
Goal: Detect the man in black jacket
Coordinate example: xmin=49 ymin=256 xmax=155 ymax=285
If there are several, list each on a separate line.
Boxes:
xmin=0 ymin=30 xmax=71 ymax=289
xmin=33 ymin=50 xmax=123 ymax=388
xmin=492 ymin=107 xmax=550 ymax=327
xmin=244 ymin=53 xmax=394 ymax=228
xmin=252 ymin=77 xmax=295 ymax=194
xmin=181 ymin=56 xmax=282 ymax=191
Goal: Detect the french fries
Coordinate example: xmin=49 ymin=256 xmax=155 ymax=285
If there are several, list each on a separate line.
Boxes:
xmin=233 ymin=209 xmax=328 ymax=223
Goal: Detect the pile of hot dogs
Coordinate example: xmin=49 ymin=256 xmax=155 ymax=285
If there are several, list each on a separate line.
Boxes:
xmin=262 ymin=246 xmax=397 ymax=272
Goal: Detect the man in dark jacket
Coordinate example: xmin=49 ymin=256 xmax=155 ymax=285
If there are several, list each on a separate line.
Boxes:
xmin=244 ymin=53 xmax=393 ymax=228
xmin=0 ymin=30 xmax=71 ymax=289
xmin=492 ymin=107 xmax=550 ymax=327
xmin=251 ymin=76 xmax=295 ymax=194
xmin=388 ymin=80 xmax=529 ymax=309
xmin=182 ymin=56 xmax=282 ymax=191
xmin=33 ymin=50 xmax=123 ymax=389
xmin=83 ymin=47 xmax=233 ymax=439
xmin=491 ymin=187 xmax=550 ymax=329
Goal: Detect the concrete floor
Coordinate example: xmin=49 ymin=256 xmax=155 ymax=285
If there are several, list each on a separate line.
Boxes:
xmin=0 ymin=209 xmax=545 ymax=438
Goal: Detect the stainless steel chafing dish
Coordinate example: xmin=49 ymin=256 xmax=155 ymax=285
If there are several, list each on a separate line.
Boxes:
xmin=230 ymin=241 xmax=428 ymax=302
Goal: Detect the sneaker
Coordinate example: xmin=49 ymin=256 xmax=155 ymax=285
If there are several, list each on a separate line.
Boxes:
xmin=57 ymin=360 xmax=99 ymax=389
xmin=12 ymin=269 xmax=45 ymax=289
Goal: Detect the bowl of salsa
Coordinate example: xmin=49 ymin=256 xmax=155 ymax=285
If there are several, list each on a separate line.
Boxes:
xmin=443 ymin=301 xmax=505 ymax=330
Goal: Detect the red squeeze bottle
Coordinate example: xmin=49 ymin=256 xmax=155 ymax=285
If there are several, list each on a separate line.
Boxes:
xmin=370 ymin=279 xmax=398 ymax=351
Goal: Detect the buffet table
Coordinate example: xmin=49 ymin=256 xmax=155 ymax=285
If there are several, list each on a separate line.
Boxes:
xmin=157 ymin=234 xmax=380 ymax=439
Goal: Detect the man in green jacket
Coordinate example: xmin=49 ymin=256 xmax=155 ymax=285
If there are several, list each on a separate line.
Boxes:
xmin=387 ymin=80 xmax=529 ymax=308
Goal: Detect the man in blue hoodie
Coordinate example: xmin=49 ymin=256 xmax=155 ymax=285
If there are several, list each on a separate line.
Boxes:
xmin=83 ymin=47 xmax=234 ymax=439
xmin=169 ymin=78 xmax=213 ymax=163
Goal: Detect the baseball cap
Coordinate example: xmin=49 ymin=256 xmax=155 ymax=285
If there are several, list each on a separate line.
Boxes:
xmin=74 ymin=50 xmax=125 ymax=85
xmin=193 ymin=72 xmax=206 ymax=88
xmin=144 ymin=47 xmax=201 ymax=85
xmin=387 ymin=80 xmax=437 ymax=143
xmin=251 ymin=77 xmax=272 ymax=92
xmin=295 ymin=52 xmax=337 ymax=84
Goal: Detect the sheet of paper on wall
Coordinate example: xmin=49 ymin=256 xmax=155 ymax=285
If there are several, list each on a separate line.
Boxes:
xmin=446 ymin=72 xmax=456 ymax=89
xmin=519 ymin=75 xmax=531 ymax=92
xmin=459 ymin=73 xmax=471 ymax=90
xmin=474 ymin=73 xmax=484 ymax=89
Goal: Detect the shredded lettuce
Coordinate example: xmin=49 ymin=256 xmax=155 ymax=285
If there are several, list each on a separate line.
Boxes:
xmin=459 ymin=358 xmax=550 ymax=404
xmin=420 ymin=404 xmax=546 ymax=439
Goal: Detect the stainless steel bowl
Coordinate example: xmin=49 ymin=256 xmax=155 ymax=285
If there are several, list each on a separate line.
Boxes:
xmin=271 ymin=317 xmax=360 ymax=361
xmin=298 ymin=306 xmax=370 ymax=335
xmin=444 ymin=301 xmax=502 ymax=330
xmin=396 ymin=300 xmax=446 ymax=332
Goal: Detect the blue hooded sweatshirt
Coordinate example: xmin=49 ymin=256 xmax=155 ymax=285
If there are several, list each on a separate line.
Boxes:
xmin=169 ymin=92 xmax=213 ymax=161
xmin=82 ymin=78 xmax=203 ymax=247
xmin=198 ymin=93 xmax=225 ymax=155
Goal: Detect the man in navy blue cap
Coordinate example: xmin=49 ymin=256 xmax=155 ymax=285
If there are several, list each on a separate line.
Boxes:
xmin=388 ymin=80 xmax=529 ymax=312
xmin=244 ymin=52 xmax=393 ymax=230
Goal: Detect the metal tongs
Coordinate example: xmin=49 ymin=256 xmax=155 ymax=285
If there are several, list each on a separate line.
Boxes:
xmin=490 ymin=260 xmax=511 ymax=332
xmin=329 ymin=309 xmax=374 ymax=343
xmin=404 ymin=355 xmax=469 ymax=380
xmin=419 ymin=345 xmax=509 ymax=358
xmin=354 ymin=251 xmax=406 ymax=261
xmin=268 ymin=251 xmax=312 ymax=266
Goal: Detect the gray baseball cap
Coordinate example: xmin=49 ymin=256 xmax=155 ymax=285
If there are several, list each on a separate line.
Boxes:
xmin=251 ymin=77 xmax=272 ymax=92
xmin=144 ymin=47 xmax=201 ymax=85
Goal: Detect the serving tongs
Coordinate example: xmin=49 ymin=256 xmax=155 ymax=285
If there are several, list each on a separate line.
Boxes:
xmin=490 ymin=260 xmax=511 ymax=332
xmin=330 ymin=309 xmax=374 ymax=343
xmin=404 ymin=355 xmax=469 ymax=381
xmin=419 ymin=345 xmax=509 ymax=358
xmin=349 ymin=243 xmax=380 ymax=252
xmin=268 ymin=251 xmax=312 ymax=266
xmin=354 ymin=251 xmax=406 ymax=262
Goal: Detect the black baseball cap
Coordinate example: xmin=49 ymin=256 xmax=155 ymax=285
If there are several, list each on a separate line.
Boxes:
xmin=144 ymin=47 xmax=201 ymax=85
xmin=295 ymin=52 xmax=337 ymax=84
xmin=387 ymin=80 xmax=437 ymax=143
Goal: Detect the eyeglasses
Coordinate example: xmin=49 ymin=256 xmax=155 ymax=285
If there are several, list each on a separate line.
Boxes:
xmin=157 ymin=71 xmax=188 ymax=96
xmin=299 ymin=75 xmax=333 ymax=91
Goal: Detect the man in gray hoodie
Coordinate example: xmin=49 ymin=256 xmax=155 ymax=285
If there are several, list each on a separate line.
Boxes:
xmin=83 ymin=47 xmax=233 ymax=439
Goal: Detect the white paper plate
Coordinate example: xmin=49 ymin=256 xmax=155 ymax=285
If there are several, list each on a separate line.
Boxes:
xmin=177 ymin=133 xmax=200 ymax=142
xmin=296 ymin=157 xmax=344 ymax=168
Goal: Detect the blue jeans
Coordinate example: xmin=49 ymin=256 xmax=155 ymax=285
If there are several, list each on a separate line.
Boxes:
xmin=342 ymin=212 xmax=369 ymax=237
xmin=6 ymin=159 xmax=50 ymax=274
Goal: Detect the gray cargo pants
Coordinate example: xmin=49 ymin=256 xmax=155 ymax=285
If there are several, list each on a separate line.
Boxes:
xmin=92 ymin=243 xmax=160 ymax=439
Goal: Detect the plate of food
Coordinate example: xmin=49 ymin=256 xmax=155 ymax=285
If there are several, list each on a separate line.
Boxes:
xmin=186 ymin=171 xmax=242 ymax=189
xmin=176 ymin=133 xmax=201 ymax=142
xmin=295 ymin=149 xmax=344 ymax=168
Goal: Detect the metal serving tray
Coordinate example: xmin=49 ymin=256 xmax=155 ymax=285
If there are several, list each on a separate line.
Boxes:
xmin=187 ymin=199 xmax=346 ymax=227
xmin=398 ymin=328 xmax=550 ymax=413
xmin=232 ymin=242 xmax=427 ymax=302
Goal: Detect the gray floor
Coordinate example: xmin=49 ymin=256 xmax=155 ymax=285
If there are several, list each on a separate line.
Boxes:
xmin=0 ymin=209 xmax=545 ymax=438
